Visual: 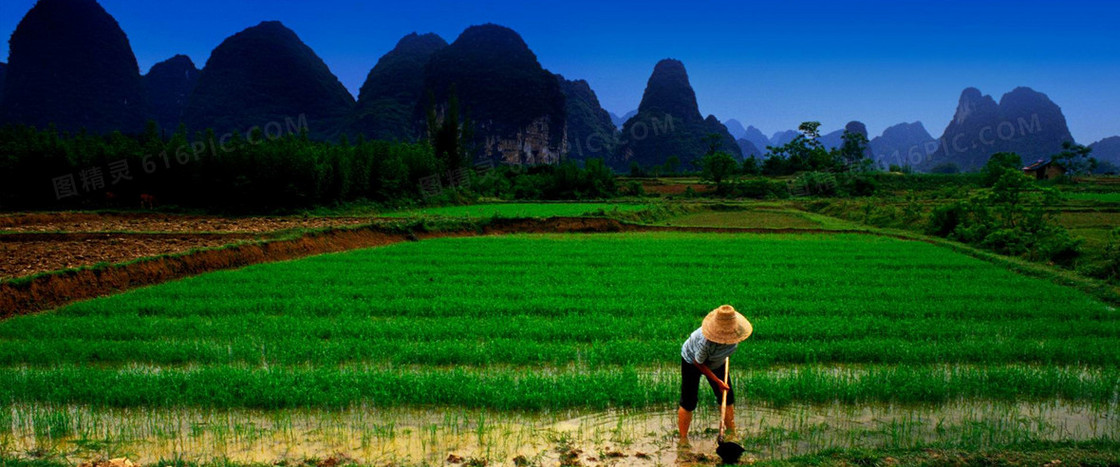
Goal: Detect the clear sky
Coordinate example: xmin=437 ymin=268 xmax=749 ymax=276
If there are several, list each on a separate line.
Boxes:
xmin=1 ymin=0 xmax=1117 ymax=142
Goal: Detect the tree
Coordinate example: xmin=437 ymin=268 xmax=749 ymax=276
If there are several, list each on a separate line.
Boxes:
xmin=764 ymin=122 xmax=835 ymax=175
xmin=426 ymin=84 xmax=473 ymax=174
xmin=704 ymin=133 xmax=724 ymax=156
xmin=951 ymin=169 xmax=1078 ymax=264
xmin=837 ymin=129 xmax=871 ymax=170
xmin=741 ymin=155 xmax=760 ymax=175
xmin=981 ymin=152 xmax=1022 ymax=187
xmin=798 ymin=121 xmax=822 ymax=139
xmin=629 ymin=161 xmax=646 ymax=177
xmin=1051 ymin=141 xmax=1095 ymax=176
xmin=929 ymin=162 xmax=960 ymax=174
xmin=1103 ymin=228 xmax=1120 ymax=281
xmin=700 ymin=151 xmax=739 ymax=184
xmin=664 ymin=155 xmax=681 ymax=175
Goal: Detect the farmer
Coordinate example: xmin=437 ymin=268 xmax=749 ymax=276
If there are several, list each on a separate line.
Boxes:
xmin=678 ymin=304 xmax=753 ymax=443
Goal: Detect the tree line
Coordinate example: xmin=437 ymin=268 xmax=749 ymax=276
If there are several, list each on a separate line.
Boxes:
xmin=0 ymin=120 xmax=616 ymax=212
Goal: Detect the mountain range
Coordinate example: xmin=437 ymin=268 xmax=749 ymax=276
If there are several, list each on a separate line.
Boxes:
xmin=1091 ymin=137 xmax=1120 ymax=168
xmin=616 ymin=59 xmax=741 ymax=170
xmin=725 ymin=119 xmax=771 ymax=153
xmin=0 ymin=0 xmax=147 ymax=133
xmin=558 ymin=74 xmax=618 ymax=161
xmin=922 ymin=87 xmax=1074 ymax=171
xmin=352 ymin=32 xmax=447 ymax=142
xmin=609 ymin=110 xmax=636 ymax=129
xmin=143 ymin=54 xmax=199 ymax=134
xmin=182 ymin=21 xmax=355 ymax=141
xmin=423 ymin=24 xmax=567 ymax=165
xmin=0 ymin=0 xmax=1108 ymax=173
xmin=867 ymin=122 xmax=938 ymax=168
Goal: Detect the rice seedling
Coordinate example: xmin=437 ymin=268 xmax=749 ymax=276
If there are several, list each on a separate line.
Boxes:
xmin=2 ymin=232 xmax=1118 ymax=461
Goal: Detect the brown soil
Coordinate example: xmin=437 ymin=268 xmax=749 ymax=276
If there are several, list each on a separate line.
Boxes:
xmin=0 ymin=211 xmax=374 ymax=233
xmin=641 ymin=182 xmax=712 ymax=195
xmin=0 ymin=233 xmax=262 ymax=280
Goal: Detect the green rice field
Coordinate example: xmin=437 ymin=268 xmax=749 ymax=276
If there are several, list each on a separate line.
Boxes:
xmin=1065 ymin=192 xmax=1120 ymax=203
xmin=2 ymin=232 xmax=1119 ymax=463
xmin=381 ymin=202 xmax=651 ymax=218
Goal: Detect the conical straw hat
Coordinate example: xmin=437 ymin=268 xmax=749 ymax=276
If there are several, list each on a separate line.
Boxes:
xmin=701 ymin=305 xmax=753 ymax=344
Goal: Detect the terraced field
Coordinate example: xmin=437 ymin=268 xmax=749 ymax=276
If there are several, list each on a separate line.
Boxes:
xmin=3 ymin=232 xmax=1119 ymax=464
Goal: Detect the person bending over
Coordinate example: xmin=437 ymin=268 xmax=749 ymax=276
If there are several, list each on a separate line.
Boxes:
xmin=678 ymin=304 xmax=753 ymax=443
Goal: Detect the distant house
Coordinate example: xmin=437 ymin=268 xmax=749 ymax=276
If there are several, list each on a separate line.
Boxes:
xmin=1022 ymin=159 xmax=1066 ymax=180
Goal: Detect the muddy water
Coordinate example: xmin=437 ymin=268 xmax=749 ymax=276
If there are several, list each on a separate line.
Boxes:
xmin=3 ymin=401 xmax=1117 ymax=465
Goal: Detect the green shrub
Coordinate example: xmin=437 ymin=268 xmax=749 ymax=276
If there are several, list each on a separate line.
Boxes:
xmin=840 ymin=174 xmax=878 ymax=197
xmin=981 ymin=153 xmax=1023 ymax=187
xmin=623 ymin=180 xmax=645 ymax=197
xmin=730 ymin=179 xmax=790 ymax=199
xmin=790 ymin=172 xmax=838 ymax=197
xmin=1098 ymin=228 xmax=1120 ymax=281
xmin=926 ymin=202 xmax=967 ymax=237
xmin=929 ymin=170 xmax=1080 ymax=265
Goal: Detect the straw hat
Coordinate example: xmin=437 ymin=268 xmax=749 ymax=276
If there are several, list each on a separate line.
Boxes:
xmin=701 ymin=305 xmax=753 ymax=344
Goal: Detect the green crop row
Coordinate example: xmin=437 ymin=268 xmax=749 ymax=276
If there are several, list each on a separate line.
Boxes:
xmin=3 ymin=233 xmax=1118 ymax=409
xmin=2 ymin=337 xmax=1119 ymax=367
xmin=7 ymin=313 xmax=1119 ymax=345
xmin=0 ymin=365 xmax=1115 ymax=410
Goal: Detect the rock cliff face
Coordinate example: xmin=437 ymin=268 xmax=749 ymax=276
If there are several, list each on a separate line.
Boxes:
xmin=143 ymin=55 xmax=199 ymax=133
xmin=353 ymin=32 xmax=447 ymax=141
xmin=930 ymin=87 xmax=1074 ymax=171
xmin=422 ymin=24 xmax=566 ymax=165
xmin=0 ymin=0 xmax=147 ymax=133
xmin=557 ymin=75 xmax=618 ymax=161
xmin=617 ymin=59 xmax=740 ymax=170
xmin=183 ymin=21 xmax=355 ymax=140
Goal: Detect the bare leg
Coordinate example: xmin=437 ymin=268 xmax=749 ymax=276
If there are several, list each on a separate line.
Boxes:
xmin=723 ymin=404 xmax=735 ymax=433
xmin=677 ymin=406 xmax=692 ymax=443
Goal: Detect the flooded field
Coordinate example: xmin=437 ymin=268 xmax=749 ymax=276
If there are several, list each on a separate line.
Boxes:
xmin=4 ymin=401 xmax=1116 ymax=465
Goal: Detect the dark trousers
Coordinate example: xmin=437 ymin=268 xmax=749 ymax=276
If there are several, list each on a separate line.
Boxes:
xmin=679 ymin=357 xmax=735 ymax=412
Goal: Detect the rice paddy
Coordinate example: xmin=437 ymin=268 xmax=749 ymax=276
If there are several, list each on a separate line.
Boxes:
xmin=380 ymin=202 xmax=651 ymax=218
xmin=2 ymin=232 xmax=1119 ymax=463
xmin=1064 ymin=192 xmax=1120 ymax=203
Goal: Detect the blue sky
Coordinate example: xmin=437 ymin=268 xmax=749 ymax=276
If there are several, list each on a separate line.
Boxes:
xmin=1 ymin=0 xmax=1118 ymax=142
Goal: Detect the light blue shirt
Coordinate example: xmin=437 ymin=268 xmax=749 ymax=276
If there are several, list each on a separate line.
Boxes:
xmin=680 ymin=327 xmax=737 ymax=367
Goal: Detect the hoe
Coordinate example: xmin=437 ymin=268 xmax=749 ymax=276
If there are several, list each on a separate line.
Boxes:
xmin=715 ymin=356 xmax=746 ymax=464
